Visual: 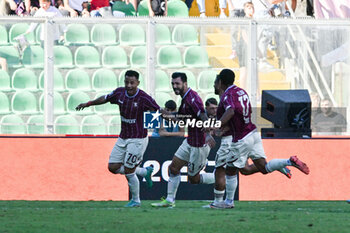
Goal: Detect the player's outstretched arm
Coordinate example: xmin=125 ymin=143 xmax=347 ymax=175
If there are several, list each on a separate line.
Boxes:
xmin=219 ymin=107 xmax=234 ymax=127
xmin=75 ymin=95 xmax=107 ymax=111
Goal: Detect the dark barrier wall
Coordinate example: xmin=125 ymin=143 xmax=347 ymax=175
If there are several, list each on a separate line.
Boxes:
xmin=139 ymin=137 xmax=239 ymax=200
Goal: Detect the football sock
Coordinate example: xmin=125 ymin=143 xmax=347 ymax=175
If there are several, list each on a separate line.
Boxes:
xmin=166 ymin=173 xmax=180 ymax=203
xmin=225 ymin=175 xmax=237 ymax=201
xmin=135 ymin=167 xmax=147 ymax=177
xmin=200 ymin=172 xmax=215 ymax=184
xmin=125 ymin=173 xmax=140 ymax=203
xmin=266 ymin=159 xmax=292 ymax=173
xmin=116 ymin=166 xmax=125 ymax=174
xmin=214 ymin=189 xmax=225 ymax=204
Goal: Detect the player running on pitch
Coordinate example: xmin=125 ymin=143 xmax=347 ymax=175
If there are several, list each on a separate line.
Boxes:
xmin=76 ymin=70 xmax=157 ymax=208
xmin=151 ymin=72 xmax=216 ymax=207
xmin=212 ymin=69 xmax=310 ymax=208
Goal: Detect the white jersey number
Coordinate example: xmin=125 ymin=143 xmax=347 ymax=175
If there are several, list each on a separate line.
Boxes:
xmin=238 ymin=94 xmax=250 ymax=124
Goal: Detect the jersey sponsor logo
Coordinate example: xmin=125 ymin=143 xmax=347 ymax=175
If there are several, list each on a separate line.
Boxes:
xmin=121 ymin=116 xmax=136 ymax=124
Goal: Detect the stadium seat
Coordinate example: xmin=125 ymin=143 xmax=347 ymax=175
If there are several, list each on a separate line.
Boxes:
xmin=66 ymin=91 xmax=92 ymax=114
xmin=0 ymin=115 xmax=26 ymax=134
xmin=183 ymin=46 xmax=210 ymax=68
xmin=92 ymin=69 xmax=118 ymax=91
xmin=39 ymin=68 xmax=65 ymax=91
xmin=11 ymin=90 xmax=38 ymax=114
xmin=9 ymin=23 xmax=35 ymax=44
xmin=0 ymin=46 xmax=21 ymax=68
xmin=118 ymin=69 xmax=145 ymax=89
xmin=91 ymin=24 xmax=118 ymax=46
xmin=108 ymin=115 xmax=121 ymax=135
xmin=155 ymin=70 xmax=171 ymax=91
xmin=22 ymin=45 xmax=44 ymax=68
xmin=65 ymin=69 xmax=91 ymax=90
xmin=74 ymin=46 xmax=100 ymax=68
xmin=204 ymin=93 xmax=220 ymax=103
xmin=119 ymin=24 xmax=145 ymax=46
xmin=167 ymin=0 xmax=189 ymax=17
xmin=81 ymin=115 xmax=107 ymax=135
xmin=54 ymin=46 xmax=74 ymax=68
xmin=137 ymin=0 xmax=148 ymax=16
xmin=156 ymin=24 xmax=172 ymax=45
xmin=172 ymin=24 xmax=198 ymax=46
xmin=94 ymin=92 xmax=120 ymax=115
xmin=0 ymin=91 xmax=10 ymax=114
xmin=155 ymin=92 xmax=174 ymax=108
xmin=54 ymin=115 xmax=80 ymax=134
xmin=0 ymin=25 xmax=8 ymax=45
xmin=157 ymin=46 xmax=183 ymax=68
xmin=198 ymin=70 xmax=217 ymax=93
xmin=34 ymin=24 xmax=42 ymax=44
xmin=177 ymin=69 xmax=196 ymax=89
xmin=39 ymin=91 xmax=66 ymax=114
xmin=0 ymin=70 xmax=11 ymax=91
xmin=27 ymin=115 xmax=44 ymax=134
xmin=130 ymin=46 xmax=146 ymax=68
xmin=102 ymin=46 xmax=129 ymax=68
xmin=112 ymin=1 xmax=136 ymax=16
xmin=64 ymin=24 xmax=90 ymax=45
xmin=12 ymin=68 xmax=38 ymax=91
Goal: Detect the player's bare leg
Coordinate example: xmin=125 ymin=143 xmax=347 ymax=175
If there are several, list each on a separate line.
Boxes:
xmin=108 ymin=163 xmax=154 ymax=187
xmin=240 ymin=161 xmax=292 ymax=179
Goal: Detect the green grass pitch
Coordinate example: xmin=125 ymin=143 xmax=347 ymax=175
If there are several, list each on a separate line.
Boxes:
xmin=0 ymin=201 xmax=349 ymax=233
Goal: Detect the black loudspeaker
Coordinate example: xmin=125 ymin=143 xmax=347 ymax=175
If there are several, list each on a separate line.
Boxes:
xmin=261 ymin=90 xmax=311 ymax=129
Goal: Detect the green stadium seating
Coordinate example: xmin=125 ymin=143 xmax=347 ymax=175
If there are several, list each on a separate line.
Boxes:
xmin=184 ymin=46 xmax=210 ymax=68
xmin=137 ymin=0 xmax=148 ymax=16
xmin=22 ymin=45 xmax=44 ymax=68
xmin=92 ymin=69 xmax=118 ymax=91
xmin=102 ymin=46 xmax=129 ymax=68
xmin=65 ymin=69 xmax=91 ymax=90
xmin=119 ymin=69 xmax=145 ymax=90
xmin=9 ymin=23 xmax=35 ymax=44
xmin=130 ymin=46 xmax=146 ymax=68
xmin=11 ymin=90 xmax=38 ymax=114
xmin=0 ymin=25 xmax=8 ymax=45
xmin=167 ymin=0 xmax=189 ymax=17
xmin=157 ymin=46 xmax=183 ymax=68
xmin=91 ymin=24 xmax=118 ymax=46
xmin=94 ymin=92 xmax=120 ymax=115
xmin=54 ymin=115 xmax=80 ymax=134
xmin=119 ymin=24 xmax=145 ymax=46
xmin=64 ymin=24 xmax=90 ymax=45
xmin=177 ymin=69 xmax=196 ymax=89
xmin=81 ymin=115 xmax=107 ymax=135
xmin=172 ymin=24 xmax=198 ymax=46
xmin=66 ymin=91 xmax=92 ymax=114
xmin=12 ymin=68 xmax=38 ymax=91
xmin=0 ymin=46 xmax=21 ymax=68
xmin=108 ymin=115 xmax=121 ymax=135
xmin=155 ymin=70 xmax=170 ymax=91
xmin=112 ymin=1 xmax=136 ymax=16
xmin=75 ymin=46 xmax=100 ymax=68
xmin=35 ymin=24 xmax=42 ymax=44
xmin=39 ymin=68 xmax=65 ymax=91
xmin=27 ymin=115 xmax=44 ymax=134
xmin=54 ymin=46 xmax=74 ymax=68
xmin=198 ymin=70 xmax=217 ymax=93
xmin=0 ymin=115 xmax=26 ymax=134
xmin=0 ymin=70 xmax=11 ymax=91
xmin=39 ymin=91 xmax=66 ymax=114
xmin=155 ymin=92 xmax=174 ymax=108
xmin=156 ymin=24 xmax=172 ymax=45
xmin=0 ymin=91 xmax=10 ymax=114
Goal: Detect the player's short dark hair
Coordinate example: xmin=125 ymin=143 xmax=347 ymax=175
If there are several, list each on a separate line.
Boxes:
xmin=219 ymin=69 xmax=235 ymax=86
xmin=171 ymin=72 xmax=187 ymax=83
xmin=165 ymin=100 xmax=177 ymax=111
xmin=205 ymin=98 xmax=218 ymax=107
xmin=125 ymin=70 xmax=139 ymax=80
